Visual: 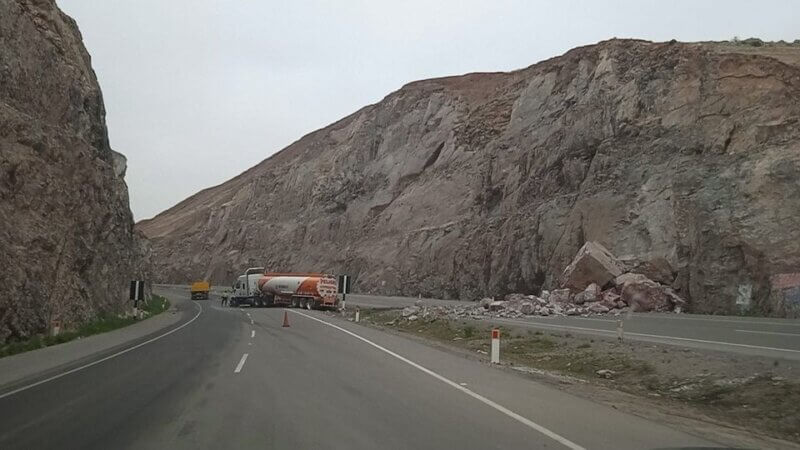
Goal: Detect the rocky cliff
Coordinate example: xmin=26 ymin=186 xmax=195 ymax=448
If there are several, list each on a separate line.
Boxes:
xmin=0 ymin=0 xmax=150 ymax=343
xmin=138 ymin=39 xmax=800 ymax=315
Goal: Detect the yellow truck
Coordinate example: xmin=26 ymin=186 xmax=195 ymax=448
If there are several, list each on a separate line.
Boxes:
xmin=190 ymin=281 xmax=210 ymax=300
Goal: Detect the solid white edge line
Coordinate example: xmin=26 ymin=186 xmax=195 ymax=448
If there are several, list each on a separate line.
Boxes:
xmin=289 ymin=310 xmax=585 ymax=450
xmin=234 ymin=353 xmax=249 ymax=373
xmin=0 ymin=301 xmax=204 ymax=400
xmin=735 ymin=329 xmax=800 ymax=337
xmin=493 ymin=318 xmax=800 ymax=354
xmin=627 ymin=314 xmax=800 ymax=327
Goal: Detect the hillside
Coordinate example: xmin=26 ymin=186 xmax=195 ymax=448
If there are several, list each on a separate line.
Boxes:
xmin=138 ymin=39 xmax=800 ymax=315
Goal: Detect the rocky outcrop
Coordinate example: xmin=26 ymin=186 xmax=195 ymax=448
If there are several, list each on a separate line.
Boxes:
xmin=0 ymin=0 xmax=150 ymax=343
xmin=139 ymin=39 xmax=800 ymax=316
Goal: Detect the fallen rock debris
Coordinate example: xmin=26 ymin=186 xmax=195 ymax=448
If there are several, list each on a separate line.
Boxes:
xmin=390 ymin=242 xmax=685 ymax=323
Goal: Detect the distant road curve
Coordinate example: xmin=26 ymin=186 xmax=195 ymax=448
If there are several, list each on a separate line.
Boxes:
xmin=154 ymin=284 xmax=800 ymax=360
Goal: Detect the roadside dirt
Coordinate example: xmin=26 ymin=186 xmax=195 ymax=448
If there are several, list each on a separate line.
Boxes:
xmin=355 ymin=308 xmax=800 ymax=449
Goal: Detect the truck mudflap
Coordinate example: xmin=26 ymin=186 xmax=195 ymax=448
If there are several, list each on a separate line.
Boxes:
xmin=319 ymin=295 xmax=339 ymax=309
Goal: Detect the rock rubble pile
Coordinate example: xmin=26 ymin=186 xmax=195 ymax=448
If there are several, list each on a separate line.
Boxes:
xmin=396 ymin=242 xmax=685 ymax=322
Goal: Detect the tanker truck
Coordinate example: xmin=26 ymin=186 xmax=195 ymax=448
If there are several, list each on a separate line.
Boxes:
xmin=257 ymin=272 xmax=339 ymax=310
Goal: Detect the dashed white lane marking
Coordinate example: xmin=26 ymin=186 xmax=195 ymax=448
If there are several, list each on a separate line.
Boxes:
xmin=234 ymin=353 xmax=249 ymax=373
xmin=492 ymin=318 xmax=800 ymax=355
xmin=251 ymin=330 xmax=255 ymax=338
xmin=290 ymin=310 xmax=585 ymax=450
xmin=736 ymin=329 xmax=800 ymax=337
xmin=0 ymin=301 xmax=204 ymax=400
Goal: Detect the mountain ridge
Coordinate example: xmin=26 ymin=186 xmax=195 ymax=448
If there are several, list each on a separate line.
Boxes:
xmin=138 ymin=38 xmax=800 ymax=315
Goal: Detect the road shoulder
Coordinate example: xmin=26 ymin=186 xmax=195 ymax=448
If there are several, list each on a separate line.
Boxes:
xmin=0 ymin=288 xmax=196 ymax=394
xmin=326 ymin=308 xmax=800 ymax=450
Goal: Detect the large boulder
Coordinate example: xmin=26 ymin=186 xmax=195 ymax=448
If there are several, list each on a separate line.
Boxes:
xmin=560 ymin=242 xmax=624 ymax=291
xmin=488 ymin=301 xmax=507 ymax=311
xmin=520 ymin=302 xmax=535 ymax=315
xmin=620 ymin=282 xmax=671 ymax=312
xmin=587 ymin=303 xmax=610 ymax=314
xmin=616 ymin=273 xmax=683 ymax=312
xmin=549 ymin=288 xmax=573 ymax=304
xmin=614 ymin=273 xmax=654 ymax=287
xmin=620 ymin=257 xmax=676 ymax=286
xmin=601 ymin=289 xmax=622 ymax=308
xmin=574 ymin=283 xmax=601 ymax=304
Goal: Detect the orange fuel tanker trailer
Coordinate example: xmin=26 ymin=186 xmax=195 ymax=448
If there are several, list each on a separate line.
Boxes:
xmin=257 ymin=272 xmax=339 ymax=310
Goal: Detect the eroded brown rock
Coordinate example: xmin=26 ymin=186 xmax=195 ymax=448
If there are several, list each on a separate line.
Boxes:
xmin=0 ymin=1 xmax=150 ymax=343
xmin=138 ymin=39 xmax=800 ymax=316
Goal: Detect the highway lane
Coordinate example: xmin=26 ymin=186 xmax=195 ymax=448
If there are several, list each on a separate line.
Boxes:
xmin=0 ymin=287 xmax=722 ymax=449
xmin=155 ymin=284 xmax=800 ymax=359
xmin=486 ymin=314 xmax=800 ymax=361
xmin=0 ymin=287 xmax=243 ymax=450
xmin=341 ymin=293 xmax=800 ymax=360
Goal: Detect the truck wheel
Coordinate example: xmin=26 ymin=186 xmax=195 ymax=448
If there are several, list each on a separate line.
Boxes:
xmin=306 ymin=300 xmax=313 ymax=310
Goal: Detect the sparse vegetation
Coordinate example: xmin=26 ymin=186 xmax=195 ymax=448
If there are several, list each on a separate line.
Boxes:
xmin=462 ymin=325 xmax=475 ymax=338
xmin=0 ymin=295 xmax=170 ymax=359
xmin=725 ymin=36 xmax=799 ymax=47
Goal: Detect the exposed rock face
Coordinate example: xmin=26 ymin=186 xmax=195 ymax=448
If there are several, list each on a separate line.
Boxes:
xmin=138 ymin=39 xmax=800 ymax=316
xmin=0 ymin=0 xmax=150 ymax=343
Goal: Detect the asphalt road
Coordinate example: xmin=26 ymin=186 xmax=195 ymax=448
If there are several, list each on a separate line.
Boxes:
xmin=157 ymin=284 xmax=800 ymax=359
xmin=0 ymin=287 xmax=722 ymax=450
xmin=337 ymin=293 xmax=800 ymax=361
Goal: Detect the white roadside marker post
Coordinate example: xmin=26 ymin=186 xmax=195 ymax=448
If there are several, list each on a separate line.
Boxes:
xmin=355 ymin=307 xmax=360 ymax=323
xmin=616 ymin=319 xmax=624 ymax=341
xmin=51 ymin=320 xmax=61 ymax=337
xmin=491 ymin=328 xmax=500 ymax=364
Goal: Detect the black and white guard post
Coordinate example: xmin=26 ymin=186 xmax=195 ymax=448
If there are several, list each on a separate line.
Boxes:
xmin=130 ymin=280 xmax=145 ymax=317
xmin=338 ymin=274 xmax=351 ymax=311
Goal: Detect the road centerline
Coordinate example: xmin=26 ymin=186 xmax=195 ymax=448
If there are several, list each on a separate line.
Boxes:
xmin=289 ymin=309 xmax=585 ymax=450
xmin=234 ymin=353 xmax=249 ymax=373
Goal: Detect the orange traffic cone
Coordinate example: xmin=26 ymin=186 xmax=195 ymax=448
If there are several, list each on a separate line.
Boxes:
xmin=282 ymin=310 xmax=290 ymax=327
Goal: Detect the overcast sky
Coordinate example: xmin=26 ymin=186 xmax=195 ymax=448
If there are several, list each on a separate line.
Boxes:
xmin=58 ymin=0 xmax=798 ymax=221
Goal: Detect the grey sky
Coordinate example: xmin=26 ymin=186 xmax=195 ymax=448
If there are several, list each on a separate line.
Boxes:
xmin=58 ymin=0 xmax=799 ymax=220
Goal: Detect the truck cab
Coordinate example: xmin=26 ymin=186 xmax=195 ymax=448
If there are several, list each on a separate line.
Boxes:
xmin=229 ymin=267 xmax=268 ymax=307
xmin=190 ymin=281 xmax=210 ymax=300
